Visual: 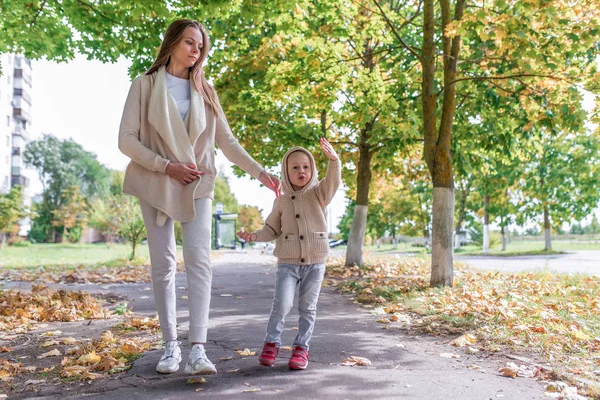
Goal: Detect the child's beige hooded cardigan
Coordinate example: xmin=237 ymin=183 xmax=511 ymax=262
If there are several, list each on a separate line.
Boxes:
xmin=118 ymin=67 xmax=264 ymax=226
xmin=253 ymin=147 xmax=341 ymax=265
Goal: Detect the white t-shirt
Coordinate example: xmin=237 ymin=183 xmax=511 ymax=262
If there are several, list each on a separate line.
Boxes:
xmin=165 ymin=72 xmax=191 ymax=121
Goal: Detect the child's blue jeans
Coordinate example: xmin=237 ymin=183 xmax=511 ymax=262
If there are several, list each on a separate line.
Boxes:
xmin=264 ymin=263 xmax=326 ymax=350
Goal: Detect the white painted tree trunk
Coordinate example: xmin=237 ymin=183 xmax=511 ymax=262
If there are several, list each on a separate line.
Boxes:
xmin=345 ymin=205 xmax=368 ymax=266
xmin=430 ymin=187 xmax=454 ymax=287
xmin=544 ymin=205 xmax=552 ymax=250
xmin=483 ymin=224 xmax=490 ymax=254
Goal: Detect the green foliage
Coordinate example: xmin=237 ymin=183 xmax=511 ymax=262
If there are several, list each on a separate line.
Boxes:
xmin=238 ymin=205 xmax=263 ymax=233
xmin=213 ymin=175 xmax=239 ymax=214
xmin=0 ymin=185 xmax=28 ymax=247
xmin=117 ymin=195 xmax=146 ymax=260
xmin=24 ymin=134 xmax=112 ymax=242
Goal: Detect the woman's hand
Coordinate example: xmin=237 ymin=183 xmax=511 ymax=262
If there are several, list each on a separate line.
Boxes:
xmin=237 ymin=230 xmax=257 ymax=242
xmin=165 ymin=162 xmax=203 ymax=185
xmin=320 ymin=137 xmax=338 ymax=161
xmin=259 ymin=171 xmax=282 ymax=197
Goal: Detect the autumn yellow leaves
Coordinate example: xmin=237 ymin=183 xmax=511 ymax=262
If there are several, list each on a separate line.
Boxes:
xmin=325 ymin=256 xmax=600 ymax=391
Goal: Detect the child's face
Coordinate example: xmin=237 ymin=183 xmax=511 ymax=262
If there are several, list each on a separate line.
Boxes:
xmin=287 ymin=151 xmax=312 ymax=190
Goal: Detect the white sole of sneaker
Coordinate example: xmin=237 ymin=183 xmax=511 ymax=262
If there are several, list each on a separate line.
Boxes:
xmin=184 ymin=366 xmax=217 ymax=375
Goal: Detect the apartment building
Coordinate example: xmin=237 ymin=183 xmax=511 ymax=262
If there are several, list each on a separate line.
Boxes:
xmin=0 ymin=53 xmax=33 ymax=235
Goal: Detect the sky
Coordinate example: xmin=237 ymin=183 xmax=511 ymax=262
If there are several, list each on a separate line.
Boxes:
xmin=29 ymin=56 xmax=348 ymax=231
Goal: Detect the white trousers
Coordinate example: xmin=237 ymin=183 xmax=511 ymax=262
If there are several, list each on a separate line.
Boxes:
xmin=140 ymin=198 xmax=213 ymax=343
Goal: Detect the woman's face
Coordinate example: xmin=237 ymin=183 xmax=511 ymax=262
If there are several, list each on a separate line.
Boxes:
xmin=171 ymin=26 xmax=203 ymax=69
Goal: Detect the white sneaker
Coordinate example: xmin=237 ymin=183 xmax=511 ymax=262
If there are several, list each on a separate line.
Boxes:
xmin=156 ymin=340 xmax=182 ymax=374
xmin=184 ymin=344 xmax=217 ymax=375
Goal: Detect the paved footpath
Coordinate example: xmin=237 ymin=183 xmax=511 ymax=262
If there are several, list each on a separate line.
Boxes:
xmin=456 ymin=250 xmax=600 ymax=275
xmin=24 ymin=252 xmax=547 ymax=400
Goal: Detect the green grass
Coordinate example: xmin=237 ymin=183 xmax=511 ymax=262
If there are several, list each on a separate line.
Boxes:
xmin=0 ymin=243 xmax=154 ymax=269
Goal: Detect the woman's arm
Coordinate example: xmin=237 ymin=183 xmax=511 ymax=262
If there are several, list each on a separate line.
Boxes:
xmin=214 ymin=102 xmax=281 ymax=196
xmin=118 ymin=78 xmax=170 ymax=173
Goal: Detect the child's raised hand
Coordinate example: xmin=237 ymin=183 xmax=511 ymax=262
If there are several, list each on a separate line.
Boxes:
xmin=319 ymin=137 xmax=338 ymax=161
xmin=237 ymin=230 xmax=257 ymax=242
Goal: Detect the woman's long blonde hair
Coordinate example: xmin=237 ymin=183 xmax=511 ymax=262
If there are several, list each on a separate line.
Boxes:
xmin=146 ymin=19 xmax=221 ymax=116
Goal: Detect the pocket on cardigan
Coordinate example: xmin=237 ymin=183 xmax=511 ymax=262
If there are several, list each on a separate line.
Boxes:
xmin=313 ymin=232 xmax=329 ymax=255
xmin=280 ymin=234 xmax=297 ymax=257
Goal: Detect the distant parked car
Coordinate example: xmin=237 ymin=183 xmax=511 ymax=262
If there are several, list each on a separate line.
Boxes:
xmin=328 ymin=239 xmax=347 ymax=248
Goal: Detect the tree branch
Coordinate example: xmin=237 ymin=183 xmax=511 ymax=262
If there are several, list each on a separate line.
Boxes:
xmin=30 ymin=0 xmax=47 ymax=26
xmin=371 ymin=0 xmax=423 ymax=62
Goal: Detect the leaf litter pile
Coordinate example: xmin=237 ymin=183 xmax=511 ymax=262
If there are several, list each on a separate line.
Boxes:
xmin=326 ymin=256 xmax=600 ymax=396
xmin=0 ymin=283 xmax=162 ymax=396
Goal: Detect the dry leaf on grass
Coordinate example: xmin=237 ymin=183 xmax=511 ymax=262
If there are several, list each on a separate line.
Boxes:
xmin=341 ymin=356 xmax=371 ymax=366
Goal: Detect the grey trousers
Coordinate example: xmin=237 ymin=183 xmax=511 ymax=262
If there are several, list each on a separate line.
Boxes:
xmin=264 ymin=263 xmax=326 ymax=350
xmin=140 ymin=198 xmax=213 ymax=343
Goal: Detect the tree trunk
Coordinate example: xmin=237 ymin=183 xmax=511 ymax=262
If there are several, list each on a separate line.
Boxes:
xmin=454 ymin=182 xmax=470 ymax=249
xmin=483 ymin=195 xmax=490 ymax=253
xmin=1 ymin=233 xmax=6 ymax=249
xmin=345 ymin=142 xmax=373 ymax=266
xmin=544 ymin=204 xmax=552 ymax=250
xmin=423 ymin=0 xmax=464 ymax=287
xmin=431 ymin=187 xmax=454 ymax=286
xmin=501 ymin=223 xmax=506 ymax=251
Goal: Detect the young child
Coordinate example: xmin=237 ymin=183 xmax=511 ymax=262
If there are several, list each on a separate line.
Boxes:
xmin=237 ymin=137 xmax=341 ymax=370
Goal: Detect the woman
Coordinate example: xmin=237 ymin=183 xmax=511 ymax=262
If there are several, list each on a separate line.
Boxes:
xmin=118 ymin=19 xmax=281 ymax=375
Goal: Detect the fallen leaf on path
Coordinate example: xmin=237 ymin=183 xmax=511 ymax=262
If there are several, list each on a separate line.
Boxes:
xmin=187 ymin=377 xmax=206 ymax=384
xmin=0 ymin=348 xmax=11 ymax=353
xmin=281 ymin=346 xmax=292 ymax=351
xmin=220 ymin=294 xmax=233 ymax=297
xmin=499 ymin=362 xmax=519 ymax=378
xmin=41 ymin=331 xmax=62 ymax=337
xmin=40 ymin=340 xmax=60 ymax=348
xmin=466 ymin=365 xmax=482 ymax=370
xmin=449 ymin=333 xmax=477 ymax=347
xmin=60 ymin=337 xmax=78 ymax=345
xmin=342 ymin=356 xmax=371 ymax=366
xmin=61 ymin=365 xmax=88 ymax=377
xmin=236 ymin=348 xmax=256 ymax=356
xmin=37 ymin=349 xmax=61 ymax=358
xmin=24 ymin=379 xmax=46 ymax=385
xmin=242 ymin=388 xmax=261 ymax=392
xmin=195 ymin=388 xmax=204 ymax=392
xmin=220 ymin=357 xmax=233 ymax=361
xmin=226 ymin=369 xmax=239 ymax=373
xmin=439 ymin=353 xmax=460 ymax=359
xmin=78 ymin=351 xmax=101 ymax=365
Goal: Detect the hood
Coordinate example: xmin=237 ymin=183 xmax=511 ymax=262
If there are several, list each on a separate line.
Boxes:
xmin=281 ymin=146 xmax=318 ymax=194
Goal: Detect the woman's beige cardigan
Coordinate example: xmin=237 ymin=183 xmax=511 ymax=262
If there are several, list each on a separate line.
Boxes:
xmin=118 ymin=67 xmax=264 ymax=226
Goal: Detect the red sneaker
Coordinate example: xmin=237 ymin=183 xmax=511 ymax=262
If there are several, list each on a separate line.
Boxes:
xmin=288 ymin=346 xmax=309 ymax=370
xmin=258 ymin=343 xmax=279 ymax=366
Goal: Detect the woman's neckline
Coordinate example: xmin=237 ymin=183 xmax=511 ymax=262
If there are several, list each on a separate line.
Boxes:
xmin=166 ymin=71 xmax=189 ymax=81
